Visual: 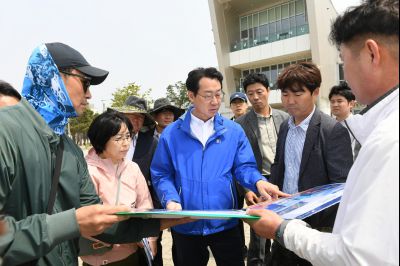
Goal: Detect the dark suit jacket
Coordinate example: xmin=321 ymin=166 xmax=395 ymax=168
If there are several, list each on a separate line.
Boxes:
xmin=270 ymin=109 xmax=353 ymax=228
xmin=236 ymin=108 xmax=289 ymax=172
xmin=132 ymin=130 xmax=161 ymax=208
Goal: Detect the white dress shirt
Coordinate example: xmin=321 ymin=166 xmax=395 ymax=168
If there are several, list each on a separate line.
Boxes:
xmin=283 ymin=89 xmax=399 ymax=265
xmin=125 ymin=133 xmax=138 ymax=161
xmin=190 ymin=112 xmax=215 ymax=148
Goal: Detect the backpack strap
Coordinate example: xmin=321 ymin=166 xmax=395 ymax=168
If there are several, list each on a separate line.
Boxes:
xmin=47 ymin=138 xmax=64 ymax=214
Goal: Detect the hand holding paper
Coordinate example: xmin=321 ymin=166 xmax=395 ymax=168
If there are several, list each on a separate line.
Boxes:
xmin=76 ymin=204 xmax=131 ymax=238
xmin=256 ymin=180 xmax=291 ymax=200
xmin=245 ymin=209 xmax=283 ymax=239
xmin=166 ymin=201 xmax=182 ymax=211
xmin=160 ymin=218 xmax=195 ymax=231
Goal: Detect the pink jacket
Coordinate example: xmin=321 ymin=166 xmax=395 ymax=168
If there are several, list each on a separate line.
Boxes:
xmin=81 ymin=148 xmax=155 ymax=266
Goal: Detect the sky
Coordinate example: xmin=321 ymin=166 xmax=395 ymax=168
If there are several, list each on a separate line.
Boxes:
xmin=0 ymin=0 xmax=361 ymax=112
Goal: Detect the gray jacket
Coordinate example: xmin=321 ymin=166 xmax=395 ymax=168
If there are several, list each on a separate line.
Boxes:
xmin=236 ymin=108 xmax=289 ymax=173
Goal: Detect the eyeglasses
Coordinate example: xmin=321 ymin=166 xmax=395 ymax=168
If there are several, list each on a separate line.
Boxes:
xmin=112 ymin=133 xmax=132 ymax=144
xmin=60 ymin=70 xmax=91 ymax=93
xmin=197 ymin=90 xmax=225 ymax=103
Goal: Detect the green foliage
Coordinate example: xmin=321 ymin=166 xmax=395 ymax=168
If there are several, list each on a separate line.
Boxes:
xmin=111 ymin=82 xmax=153 ymax=108
xmin=69 ymin=108 xmax=98 ymax=144
xmin=166 ymin=81 xmax=190 ymax=108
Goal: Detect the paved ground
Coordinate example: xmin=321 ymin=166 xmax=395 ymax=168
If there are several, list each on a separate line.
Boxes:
xmin=79 ymin=223 xmax=251 ymax=266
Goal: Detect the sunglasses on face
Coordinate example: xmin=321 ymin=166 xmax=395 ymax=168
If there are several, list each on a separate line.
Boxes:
xmin=60 ymin=70 xmax=91 ymax=93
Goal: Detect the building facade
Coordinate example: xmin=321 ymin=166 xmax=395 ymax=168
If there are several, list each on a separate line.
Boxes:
xmin=208 ymin=0 xmax=344 ymax=113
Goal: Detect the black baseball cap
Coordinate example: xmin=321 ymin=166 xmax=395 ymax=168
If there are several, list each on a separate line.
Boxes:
xmin=45 ymin=42 xmax=109 ymax=85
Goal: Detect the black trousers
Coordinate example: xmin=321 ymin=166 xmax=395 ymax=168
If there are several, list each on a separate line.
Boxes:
xmin=267 ymin=242 xmax=312 ymax=266
xmin=172 ymin=226 xmax=245 ymax=266
xmin=247 ymin=228 xmax=271 ymax=266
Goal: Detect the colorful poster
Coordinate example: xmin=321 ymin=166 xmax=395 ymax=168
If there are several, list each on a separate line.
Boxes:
xmin=116 ymin=183 xmax=345 ymax=220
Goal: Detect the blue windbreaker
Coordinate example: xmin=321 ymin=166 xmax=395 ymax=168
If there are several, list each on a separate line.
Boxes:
xmin=151 ymin=107 xmax=265 ymax=235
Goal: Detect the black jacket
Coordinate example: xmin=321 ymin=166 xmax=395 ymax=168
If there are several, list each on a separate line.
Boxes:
xmin=132 ymin=130 xmax=161 ymax=208
xmin=270 ymin=109 xmax=353 ymax=228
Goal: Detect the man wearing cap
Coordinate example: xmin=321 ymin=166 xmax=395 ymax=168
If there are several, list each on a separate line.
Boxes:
xmin=0 ymin=43 xmax=184 ymax=265
xmin=230 ymin=92 xmax=249 ymax=121
xmin=110 ymin=96 xmax=158 ymax=189
xmin=150 ymin=98 xmax=185 ymax=140
xmin=236 ymin=72 xmax=289 ymax=266
xmin=149 ymin=98 xmax=184 ymax=265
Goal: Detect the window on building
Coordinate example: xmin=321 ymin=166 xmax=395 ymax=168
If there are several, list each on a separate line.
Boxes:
xmin=237 ymin=0 xmax=309 ymax=51
xmin=240 ymin=58 xmax=312 ymax=90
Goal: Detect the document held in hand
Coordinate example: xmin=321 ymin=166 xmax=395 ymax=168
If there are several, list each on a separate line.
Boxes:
xmin=116 ymin=183 xmax=345 ymax=220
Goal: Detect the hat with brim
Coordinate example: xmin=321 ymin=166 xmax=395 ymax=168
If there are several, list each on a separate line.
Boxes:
xmin=108 ymin=96 xmax=156 ymax=127
xmin=150 ymin=98 xmax=185 ymax=120
xmin=46 ymin=42 xmax=109 ymax=85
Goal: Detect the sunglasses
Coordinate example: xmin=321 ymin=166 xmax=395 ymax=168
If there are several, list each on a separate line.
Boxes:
xmin=60 ymin=70 xmax=91 ymax=93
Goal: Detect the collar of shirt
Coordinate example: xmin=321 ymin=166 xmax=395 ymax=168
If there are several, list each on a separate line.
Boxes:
xmin=346 ymin=88 xmax=399 ymax=145
xmin=255 ymin=106 xmax=273 ymax=119
xmin=190 ymin=111 xmax=215 ymax=147
xmin=339 ymin=113 xmax=353 ymax=126
xmin=154 ymin=129 xmax=161 ymax=140
xmin=125 ymin=133 xmax=138 ymax=160
xmin=288 ymin=105 xmax=316 ymax=131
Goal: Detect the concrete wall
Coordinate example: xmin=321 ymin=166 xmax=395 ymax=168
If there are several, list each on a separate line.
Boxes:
xmin=209 ymin=0 xmax=340 ymax=113
xmin=230 ymin=34 xmax=311 ymax=68
xmin=306 ymin=0 xmax=339 ymax=113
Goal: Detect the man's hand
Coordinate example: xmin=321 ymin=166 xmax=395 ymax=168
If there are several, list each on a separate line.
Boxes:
xmin=244 ymin=209 xmax=283 ymax=239
xmin=76 ymin=205 xmax=131 ymax=238
xmin=166 ymin=201 xmax=182 ymax=211
xmin=160 ymin=218 xmax=195 ymax=231
xmin=256 ymin=180 xmax=290 ymax=201
xmin=245 ymin=191 xmax=260 ymax=206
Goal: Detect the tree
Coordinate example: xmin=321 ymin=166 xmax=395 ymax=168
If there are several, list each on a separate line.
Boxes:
xmin=166 ymin=81 xmax=190 ymax=109
xmin=69 ymin=108 xmax=98 ymax=145
xmin=111 ymin=82 xmax=153 ymax=108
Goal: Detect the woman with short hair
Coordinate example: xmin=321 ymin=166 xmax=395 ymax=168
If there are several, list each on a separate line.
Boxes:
xmin=81 ymin=110 xmax=156 ymax=266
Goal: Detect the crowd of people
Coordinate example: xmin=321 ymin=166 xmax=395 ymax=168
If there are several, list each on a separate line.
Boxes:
xmin=0 ymin=0 xmax=398 ymax=265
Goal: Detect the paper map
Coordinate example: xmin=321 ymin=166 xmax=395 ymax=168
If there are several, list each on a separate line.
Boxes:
xmin=116 ymin=183 xmax=345 ymax=220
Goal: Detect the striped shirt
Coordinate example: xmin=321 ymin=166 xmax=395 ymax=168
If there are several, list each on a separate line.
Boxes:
xmin=283 ymin=106 xmax=316 ymax=194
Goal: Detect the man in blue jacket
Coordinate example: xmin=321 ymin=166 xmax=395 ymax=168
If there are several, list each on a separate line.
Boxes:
xmin=151 ymin=67 xmax=288 ymax=266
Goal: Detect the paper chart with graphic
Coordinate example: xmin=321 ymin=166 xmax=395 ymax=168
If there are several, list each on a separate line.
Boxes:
xmin=116 ymin=183 xmax=345 ymax=220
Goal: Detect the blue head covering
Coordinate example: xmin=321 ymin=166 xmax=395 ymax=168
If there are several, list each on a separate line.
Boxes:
xmin=22 ymin=44 xmax=77 ymax=135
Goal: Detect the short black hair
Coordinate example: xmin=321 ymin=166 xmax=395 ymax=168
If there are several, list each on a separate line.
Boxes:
xmin=277 ymin=62 xmax=321 ymax=94
xmin=329 ymin=82 xmax=356 ymax=102
xmin=186 ymin=67 xmax=223 ymax=95
xmin=87 ymin=110 xmax=133 ymax=154
xmin=0 ymin=80 xmax=21 ymax=100
xmin=330 ymin=0 xmax=399 ymax=47
xmin=242 ymin=73 xmax=270 ymax=92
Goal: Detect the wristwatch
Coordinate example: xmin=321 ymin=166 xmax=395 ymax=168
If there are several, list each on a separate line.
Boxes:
xmin=275 ymin=219 xmax=290 ymax=247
